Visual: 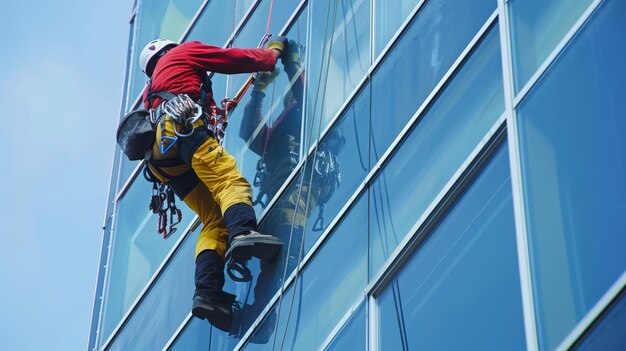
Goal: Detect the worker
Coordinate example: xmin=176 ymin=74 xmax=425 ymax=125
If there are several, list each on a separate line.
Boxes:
xmin=137 ymin=37 xmax=288 ymax=332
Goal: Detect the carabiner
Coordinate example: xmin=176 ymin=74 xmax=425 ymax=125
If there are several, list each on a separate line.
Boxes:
xmin=186 ymin=104 xmax=203 ymax=125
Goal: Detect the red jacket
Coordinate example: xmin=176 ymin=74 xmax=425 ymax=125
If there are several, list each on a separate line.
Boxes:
xmin=143 ymin=41 xmax=277 ymax=109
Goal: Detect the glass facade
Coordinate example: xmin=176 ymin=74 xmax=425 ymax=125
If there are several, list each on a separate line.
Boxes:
xmin=89 ymin=0 xmax=626 ymax=350
xmin=516 ymin=0 xmax=626 ymax=349
xmin=377 ymin=142 xmax=526 ymax=350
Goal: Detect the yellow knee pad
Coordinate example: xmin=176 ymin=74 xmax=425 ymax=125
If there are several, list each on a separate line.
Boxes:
xmin=195 ymin=226 xmax=229 ymax=259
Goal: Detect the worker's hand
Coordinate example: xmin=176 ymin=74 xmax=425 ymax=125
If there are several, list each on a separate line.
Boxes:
xmin=253 ymin=68 xmax=281 ymax=93
xmin=282 ymin=40 xmax=300 ymax=65
xmin=266 ymin=36 xmax=289 ymax=57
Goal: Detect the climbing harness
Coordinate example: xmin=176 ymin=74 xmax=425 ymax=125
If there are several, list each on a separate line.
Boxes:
xmin=145 ymin=167 xmax=182 ymax=239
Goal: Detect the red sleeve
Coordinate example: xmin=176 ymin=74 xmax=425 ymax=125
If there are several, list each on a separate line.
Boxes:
xmin=182 ymin=41 xmax=277 ymax=74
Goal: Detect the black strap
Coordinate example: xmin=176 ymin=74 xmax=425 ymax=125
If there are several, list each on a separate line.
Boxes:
xmin=147 ymin=75 xmax=212 ymax=107
xmin=149 ymin=157 xmax=186 ymax=168
xmin=148 ymin=90 xmax=178 ymax=103
xmin=168 ymin=169 xmax=200 ymax=199
xmin=146 ymin=78 xmax=179 ymax=107
xmin=199 ymin=74 xmax=213 ymax=106
xmin=148 ymin=160 xmax=200 ymax=199
xmin=226 ymin=260 xmax=253 ymax=282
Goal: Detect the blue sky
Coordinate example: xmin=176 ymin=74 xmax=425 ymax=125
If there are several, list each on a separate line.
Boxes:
xmin=0 ymin=0 xmax=129 ymax=349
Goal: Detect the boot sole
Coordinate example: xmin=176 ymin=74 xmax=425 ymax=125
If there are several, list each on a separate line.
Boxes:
xmin=192 ymin=305 xmax=232 ymax=332
xmin=226 ymin=238 xmax=282 ymax=261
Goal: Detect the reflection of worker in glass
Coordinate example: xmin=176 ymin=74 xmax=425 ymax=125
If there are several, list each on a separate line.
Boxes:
xmin=137 ymin=37 xmax=290 ymax=333
xmin=237 ymin=41 xmax=344 ymax=342
xmin=240 ymin=42 xmax=303 ymax=206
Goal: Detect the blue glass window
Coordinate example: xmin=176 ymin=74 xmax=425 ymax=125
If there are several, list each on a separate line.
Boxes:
xmin=373 ymin=0 xmax=420 ymax=55
xmin=100 ymin=175 xmax=194 ymax=347
xmin=169 ymin=319 xmax=210 ymax=351
xmin=185 ymin=0 xmax=236 ymax=46
xmin=324 ymin=303 xmax=366 ymax=351
xmin=508 ymin=0 xmax=592 ymax=93
xmin=370 ymin=27 xmax=504 ymax=278
xmin=304 ymin=0 xmax=370 ymax=149
xmin=118 ymin=158 xmax=141 ymax=194
xmin=516 ymin=1 xmax=626 ymax=349
xmin=377 ymin=142 xmax=526 ymax=350
xmin=244 ymin=194 xmax=368 ymax=351
xmin=106 ymin=229 xmax=198 ymax=350
xmin=168 ymin=307 xmax=241 ymax=351
xmin=119 ymin=0 xmax=206 ymax=185
xmin=370 ymin=0 xmax=494 ymax=167
xmin=574 ymin=288 xmax=626 ymax=351
xmin=299 ymin=84 xmax=370 ymax=251
xmin=235 ymin=1 xmax=257 ymax=26
xmin=228 ymin=0 xmax=302 ymax=102
xmin=127 ymin=0 xmax=204 ymax=107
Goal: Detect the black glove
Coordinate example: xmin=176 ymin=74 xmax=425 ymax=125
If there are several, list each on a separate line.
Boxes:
xmin=282 ymin=40 xmax=300 ymax=65
xmin=266 ymin=35 xmax=288 ymax=56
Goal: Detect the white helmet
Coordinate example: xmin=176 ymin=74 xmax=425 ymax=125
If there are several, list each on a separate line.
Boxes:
xmin=139 ymin=39 xmax=177 ymax=76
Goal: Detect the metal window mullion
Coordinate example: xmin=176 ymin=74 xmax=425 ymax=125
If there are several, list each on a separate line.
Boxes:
xmin=370 ymin=0 xmax=375 ymax=65
xmin=114 ymin=160 xmax=144 ymax=202
xmin=225 ymin=0 xmax=262 ymax=47
xmin=162 ymin=313 xmax=194 ymax=351
xmin=368 ymin=293 xmax=378 ymax=351
xmin=512 ymin=0 xmax=603 ymax=109
xmin=317 ymin=294 xmax=367 ymax=351
xmin=95 ymin=207 xmax=119 ymax=350
xmin=90 ymin=152 xmax=125 ymax=349
xmin=89 ymin=216 xmax=114 ymax=350
xmin=496 ymin=0 xmax=538 ymax=350
xmin=89 ymin=48 xmax=132 ymax=346
xmin=556 ymin=271 xmax=626 ymax=351
xmin=97 ymin=149 xmax=127 ymax=350
xmin=279 ymin=0 xmax=308 ymax=36
xmin=366 ymin=114 xmax=506 ymax=296
xmin=370 ymin=0 xmax=427 ymax=69
xmin=179 ymin=0 xmax=210 ymax=42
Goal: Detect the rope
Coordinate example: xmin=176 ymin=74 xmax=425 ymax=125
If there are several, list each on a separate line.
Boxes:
xmin=270 ymin=1 xmax=340 ymax=350
xmin=266 ymin=0 xmax=276 ymax=34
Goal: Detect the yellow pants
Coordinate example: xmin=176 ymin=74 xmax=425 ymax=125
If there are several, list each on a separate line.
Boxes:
xmin=148 ymin=117 xmax=254 ymax=259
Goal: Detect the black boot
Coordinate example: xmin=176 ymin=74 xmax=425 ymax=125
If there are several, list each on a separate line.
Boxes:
xmin=193 ymin=250 xmax=238 ymax=332
xmin=192 ymin=291 xmax=239 ymax=332
xmin=223 ymin=203 xmax=282 ymax=261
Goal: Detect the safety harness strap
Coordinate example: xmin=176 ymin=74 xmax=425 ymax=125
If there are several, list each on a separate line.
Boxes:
xmin=148 ymin=160 xmax=200 ymax=199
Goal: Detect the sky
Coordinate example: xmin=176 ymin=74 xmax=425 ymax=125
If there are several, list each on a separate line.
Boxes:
xmin=0 ymin=0 xmax=129 ymax=350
